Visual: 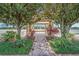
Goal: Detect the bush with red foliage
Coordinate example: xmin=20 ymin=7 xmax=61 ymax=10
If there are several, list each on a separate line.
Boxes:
xmin=51 ymin=28 xmax=59 ymax=34
xmin=47 ymin=27 xmax=59 ymax=35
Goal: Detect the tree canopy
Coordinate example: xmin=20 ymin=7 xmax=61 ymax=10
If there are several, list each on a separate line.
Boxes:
xmin=0 ymin=3 xmax=79 ymax=38
xmin=0 ymin=3 xmax=42 ymax=39
xmin=41 ymin=3 xmax=79 ymax=37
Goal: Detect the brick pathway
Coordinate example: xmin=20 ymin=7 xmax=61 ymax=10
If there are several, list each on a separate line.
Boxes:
xmin=29 ymin=32 xmax=56 ymax=56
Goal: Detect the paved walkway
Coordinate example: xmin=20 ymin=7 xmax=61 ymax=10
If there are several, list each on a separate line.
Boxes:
xmin=29 ymin=32 xmax=56 ymax=56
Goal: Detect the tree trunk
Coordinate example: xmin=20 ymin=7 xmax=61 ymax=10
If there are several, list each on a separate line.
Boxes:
xmin=60 ymin=24 xmax=71 ymax=38
xmin=61 ymin=25 xmax=66 ymax=38
xmin=16 ymin=25 xmax=21 ymax=40
xmin=16 ymin=13 xmax=22 ymax=40
xmin=60 ymin=19 xmax=68 ymax=38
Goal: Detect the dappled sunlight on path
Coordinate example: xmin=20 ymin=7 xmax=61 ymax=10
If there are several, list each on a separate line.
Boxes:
xmin=29 ymin=32 xmax=56 ymax=56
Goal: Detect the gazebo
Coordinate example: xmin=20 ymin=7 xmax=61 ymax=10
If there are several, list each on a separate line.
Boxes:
xmin=26 ymin=18 xmax=54 ymax=38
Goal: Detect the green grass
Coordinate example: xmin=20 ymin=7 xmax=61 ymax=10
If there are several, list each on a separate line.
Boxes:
xmin=0 ymin=39 xmax=33 ymax=55
xmin=49 ymin=37 xmax=79 ymax=54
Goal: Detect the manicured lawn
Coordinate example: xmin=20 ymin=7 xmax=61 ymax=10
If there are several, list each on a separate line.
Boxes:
xmin=0 ymin=39 xmax=33 ymax=55
xmin=49 ymin=37 xmax=79 ymax=54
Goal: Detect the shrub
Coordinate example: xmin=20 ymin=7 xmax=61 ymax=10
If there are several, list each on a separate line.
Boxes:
xmin=1 ymin=31 xmax=16 ymax=42
xmin=15 ymin=34 xmax=21 ymax=40
xmin=49 ymin=37 xmax=79 ymax=54
xmin=0 ymin=39 xmax=33 ymax=55
xmin=65 ymin=33 xmax=75 ymax=40
xmin=14 ymin=39 xmax=32 ymax=48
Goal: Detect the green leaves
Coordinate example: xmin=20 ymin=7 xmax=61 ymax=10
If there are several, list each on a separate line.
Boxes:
xmin=49 ymin=37 xmax=79 ymax=54
xmin=1 ymin=31 xmax=16 ymax=42
xmin=0 ymin=39 xmax=33 ymax=55
xmin=41 ymin=4 xmax=79 ymax=37
xmin=0 ymin=4 xmax=42 ymax=39
xmin=0 ymin=3 xmax=41 ymax=25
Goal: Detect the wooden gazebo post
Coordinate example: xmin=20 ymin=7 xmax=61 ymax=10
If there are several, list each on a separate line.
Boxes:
xmin=27 ymin=23 xmax=32 ymax=37
xmin=48 ymin=20 xmax=53 ymax=37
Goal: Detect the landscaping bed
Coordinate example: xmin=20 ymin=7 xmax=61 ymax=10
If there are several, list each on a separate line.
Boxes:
xmin=0 ymin=39 xmax=33 ymax=55
xmin=49 ymin=37 xmax=79 ymax=54
xmin=0 ymin=31 xmax=33 ymax=55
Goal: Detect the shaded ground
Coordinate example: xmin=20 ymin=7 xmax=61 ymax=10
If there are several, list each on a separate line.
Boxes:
xmin=29 ymin=32 xmax=56 ymax=56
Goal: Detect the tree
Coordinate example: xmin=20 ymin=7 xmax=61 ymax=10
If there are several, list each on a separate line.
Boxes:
xmin=0 ymin=3 xmax=41 ymax=39
xmin=54 ymin=4 xmax=79 ymax=38
xmin=42 ymin=4 xmax=79 ymax=38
